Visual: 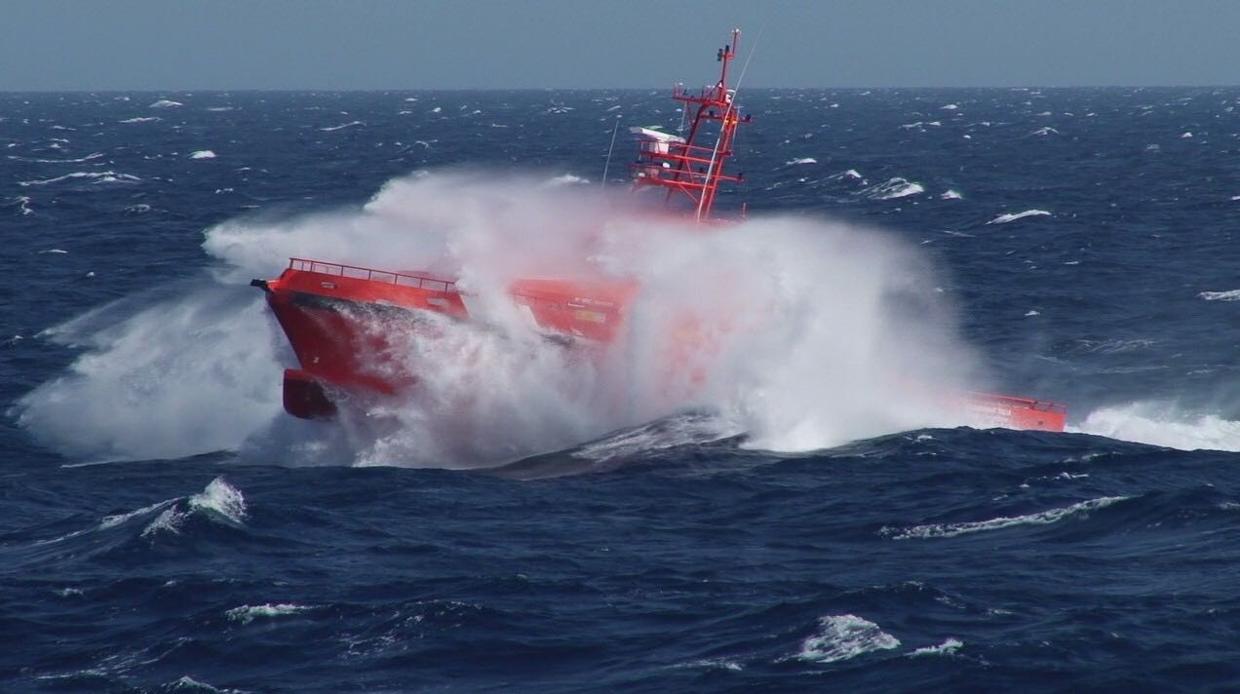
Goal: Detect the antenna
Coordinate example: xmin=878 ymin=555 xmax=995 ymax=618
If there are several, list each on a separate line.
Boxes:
xmin=696 ymin=26 xmax=761 ymax=221
xmin=601 ymin=115 xmax=621 ymax=188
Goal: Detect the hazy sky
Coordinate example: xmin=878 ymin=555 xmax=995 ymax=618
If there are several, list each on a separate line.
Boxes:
xmin=3 ymin=0 xmax=1238 ymax=90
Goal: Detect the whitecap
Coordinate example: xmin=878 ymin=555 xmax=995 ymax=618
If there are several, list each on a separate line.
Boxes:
xmin=909 ymin=638 xmax=963 ymax=657
xmin=796 ymin=615 xmax=900 ymax=663
xmin=430 ymin=106 xmax=442 ymax=114
xmin=119 ymin=116 xmax=160 ymax=124
xmin=987 ymin=209 xmax=1051 ymax=225
xmin=226 ymin=603 xmax=314 ymax=625
xmin=828 ymin=169 xmax=864 ymax=182
xmin=189 ymin=476 xmax=247 ymax=525
xmin=940 ymin=189 xmax=963 ymax=200
xmin=149 ymin=99 xmax=183 ymax=109
xmin=1199 ymin=289 xmax=1240 ymax=302
xmin=544 ymin=173 xmax=588 ymax=186
xmin=1181 ymin=131 xmax=1193 ymax=138
xmin=785 ymin=157 xmax=817 ymax=166
xmin=19 ymin=171 xmax=141 ymax=187
xmin=885 ymin=496 xmax=1128 ymax=540
xmin=1024 ymin=309 xmax=1040 ymax=316
xmin=39 ymin=248 xmax=69 ymax=254
xmin=189 ymin=150 xmax=216 ymax=160
xmin=1031 ymin=126 xmax=1059 ymax=136
xmin=941 ymin=104 xmax=959 ymax=110
xmin=1072 ymin=402 xmax=1240 ymax=452
xmin=8 ymin=152 xmax=104 ymax=163
xmin=320 ymin=120 xmax=363 ymax=132
xmin=861 ymin=177 xmax=924 ymax=200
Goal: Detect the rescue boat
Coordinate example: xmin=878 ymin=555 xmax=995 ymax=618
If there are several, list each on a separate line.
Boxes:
xmin=252 ymin=29 xmax=1067 ymax=434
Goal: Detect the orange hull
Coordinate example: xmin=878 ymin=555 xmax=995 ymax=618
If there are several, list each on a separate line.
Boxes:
xmin=254 ymin=259 xmax=1067 ymax=433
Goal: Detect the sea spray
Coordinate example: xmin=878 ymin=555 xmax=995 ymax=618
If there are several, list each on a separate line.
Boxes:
xmin=20 ymin=170 xmax=984 ymax=465
xmin=15 ymin=282 xmax=282 ymax=460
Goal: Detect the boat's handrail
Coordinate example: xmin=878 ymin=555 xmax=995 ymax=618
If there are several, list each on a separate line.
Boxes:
xmin=972 ymin=392 xmax=1068 ymax=414
xmin=287 ymin=257 xmax=457 ymax=293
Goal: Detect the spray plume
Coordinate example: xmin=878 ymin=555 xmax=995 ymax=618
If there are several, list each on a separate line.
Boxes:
xmin=19 ymin=170 xmax=989 ymax=466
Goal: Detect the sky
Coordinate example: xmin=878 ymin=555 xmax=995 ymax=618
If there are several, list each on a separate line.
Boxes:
xmin=2 ymin=0 xmax=1239 ymax=90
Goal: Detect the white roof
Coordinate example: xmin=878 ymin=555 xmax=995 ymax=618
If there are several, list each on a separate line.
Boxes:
xmin=629 ymin=126 xmax=686 ymax=144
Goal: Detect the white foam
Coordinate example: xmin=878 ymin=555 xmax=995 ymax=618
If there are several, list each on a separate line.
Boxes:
xmin=18 ymin=171 xmax=140 ymax=187
xmin=226 ymin=603 xmax=313 ymax=625
xmin=987 ymin=209 xmax=1051 ymax=225
xmin=15 ymin=287 xmax=282 ymax=460
xmin=1199 ymin=289 xmax=1240 ymax=302
xmin=940 ymin=189 xmax=963 ymax=200
xmin=24 ymin=171 xmax=986 ymax=465
xmin=189 ymin=477 xmax=247 ymax=524
xmin=796 ymin=615 xmax=900 ymax=663
xmin=430 ymin=106 xmax=442 ymax=114
xmin=545 ymin=173 xmax=588 ymax=186
xmin=100 ymin=498 xmax=178 ymax=530
xmin=189 ymin=150 xmax=216 ymax=160
xmin=119 ymin=116 xmax=160 ymax=124
xmin=149 ymin=99 xmax=183 ymax=109
xmin=785 ymin=157 xmax=817 ymax=165
xmin=909 ymin=638 xmax=963 ymax=657
xmin=941 ymin=104 xmax=959 ymax=110
xmin=1181 ymin=131 xmax=1193 ymax=139
xmin=7 ymin=152 xmax=104 ymax=163
xmin=862 ymin=177 xmax=924 ymax=200
xmin=320 ymin=120 xmax=364 ymax=132
xmin=1073 ymin=401 xmax=1240 ymax=452
xmin=886 ymin=496 xmax=1128 ymax=540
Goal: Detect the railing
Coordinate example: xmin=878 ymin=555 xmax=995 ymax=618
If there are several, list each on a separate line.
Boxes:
xmin=288 ymin=257 xmax=457 ymax=293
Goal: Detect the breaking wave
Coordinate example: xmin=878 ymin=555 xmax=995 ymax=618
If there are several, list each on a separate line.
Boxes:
xmin=884 ymin=496 xmax=1129 ymax=540
xmin=1072 ymin=401 xmax=1240 ymax=452
xmin=796 ymin=615 xmax=900 ymax=663
xmin=987 ymin=209 xmax=1051 ymax=225
xmin=21 ymin=170 xmax=986 ymax=466
xmin=1199 ymin=289 xmax=1240 ymax=302
xmin=860 ymin=177 xmax=924 ymax=200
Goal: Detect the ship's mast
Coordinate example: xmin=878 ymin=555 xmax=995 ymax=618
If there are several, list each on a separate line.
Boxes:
xmin=630 ymin=28 xmax=750 ymax=222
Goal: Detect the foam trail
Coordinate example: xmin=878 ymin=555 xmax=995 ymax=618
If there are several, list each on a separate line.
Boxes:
xmin=1072 ymin=401 xmax=1240 ymax=452
xmin=24 ymin=170 xmax=985 ymax=466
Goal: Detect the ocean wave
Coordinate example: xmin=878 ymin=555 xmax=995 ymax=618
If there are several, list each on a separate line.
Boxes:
xmin=987 ymin=209 xmax=1051 ymax=225
xmin=796 ymin=615 xmax=900 ymax=663
xmin=940 ymin=189 xmax=963 ymax=200
xmin=149 ymin=99 xmax=183 ymax=109
xmin=320 ymin=120 xmax=364 ymax=132
xmin=785 ymin=157 xmax=817 ymax=165
xmin=189 ymin=150 xmax=216 ymax=159
xmin=909 ymin=638 xmax=963 ymax=657
xmin=225 ymin=603 xmax=315 ymax=625
xmin=861 ymin=177 xmax=924 ymax=200
xmin=1031 ymin=126 xmax=1059 ymax=136
xmin=885 ymin=496 xmax=1129 ymax=540
xmin=7 ymin=151 xmax=104 ymax=163
xmin=1073 ymin=402 xmax=1240 ymax=452
xmin=18 ymin=171 xmax=140 ymax=187
xmin=119 ymin=116 xmax=160 ymax=124
xmin=1199 ymin=289 xmax=1240 ymax=302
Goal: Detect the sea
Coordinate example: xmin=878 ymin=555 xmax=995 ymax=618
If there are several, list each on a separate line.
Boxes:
xmin=3 ymin=88 xmax=1240 ymax=692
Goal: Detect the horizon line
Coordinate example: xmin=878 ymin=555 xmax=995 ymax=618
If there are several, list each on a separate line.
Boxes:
xmin=1 ymin=84 xmax=1236 ymax=93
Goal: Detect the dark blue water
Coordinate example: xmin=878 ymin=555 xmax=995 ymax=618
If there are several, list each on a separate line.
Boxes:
xmin=4 ymin=89 xmax=1240 ymax=692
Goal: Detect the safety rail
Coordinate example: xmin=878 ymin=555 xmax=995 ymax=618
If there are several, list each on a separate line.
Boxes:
xmin=972 ymin=392 xmax=1068 ymax=413
xmin=288 ymin=257 xmax=457 ymax=293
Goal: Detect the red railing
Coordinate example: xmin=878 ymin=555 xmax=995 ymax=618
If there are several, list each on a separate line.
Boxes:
xmin=288 ymin=257 xmax=457 ymax=293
